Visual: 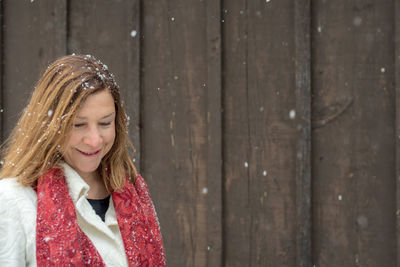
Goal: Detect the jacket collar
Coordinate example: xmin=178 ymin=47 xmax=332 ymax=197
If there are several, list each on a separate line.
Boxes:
xmin=60 ymin=162 xmax=119 ymax=235
xmin=60 ymin=162 xmax=90 ymax=204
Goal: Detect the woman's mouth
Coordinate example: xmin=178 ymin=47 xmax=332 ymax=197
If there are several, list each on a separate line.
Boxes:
xmin=76 ymin=149 xmax=101 ymax=157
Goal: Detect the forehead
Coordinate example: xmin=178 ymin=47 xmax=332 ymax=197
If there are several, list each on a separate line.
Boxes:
xmin=76 ymin=90 xmax=115 ymax=118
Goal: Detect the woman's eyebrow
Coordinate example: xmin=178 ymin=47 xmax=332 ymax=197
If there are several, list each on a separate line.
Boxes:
xmin=76 ymin=112 xmax=115 ymax=120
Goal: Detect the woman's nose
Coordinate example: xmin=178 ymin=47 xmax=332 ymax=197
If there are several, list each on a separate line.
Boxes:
xmin=83 ymin=127 xmax=102 ymax=147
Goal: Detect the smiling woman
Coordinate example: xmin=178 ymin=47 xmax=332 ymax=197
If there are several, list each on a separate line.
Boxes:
xmin=63 ymin=90 xmax=116 ymax=199
xmin=0 ymin=55 xmax=165 ymax=266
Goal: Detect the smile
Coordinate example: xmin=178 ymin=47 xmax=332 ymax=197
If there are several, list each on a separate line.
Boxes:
xmin=76 ymin=149 xmax=101 ymax=157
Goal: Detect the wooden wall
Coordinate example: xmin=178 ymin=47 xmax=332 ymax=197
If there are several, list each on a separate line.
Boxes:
xmin=0 ymin=0 xmax=398 ymax=266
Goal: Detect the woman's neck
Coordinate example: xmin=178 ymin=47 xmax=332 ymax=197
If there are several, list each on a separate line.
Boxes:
xmin=80 ymin=171 xmax=109 ymax=199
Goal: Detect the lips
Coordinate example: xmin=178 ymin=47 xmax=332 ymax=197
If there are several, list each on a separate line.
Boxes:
xmin=76 ymin=148 xmax=101 ymax=157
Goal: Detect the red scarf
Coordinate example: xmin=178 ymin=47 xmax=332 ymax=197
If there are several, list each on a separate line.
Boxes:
xmin=36 ymin=168 xmax=165 ymax=266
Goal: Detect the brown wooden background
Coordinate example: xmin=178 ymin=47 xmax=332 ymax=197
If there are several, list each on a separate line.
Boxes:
xmin=0 ymin=0 xmax=398 ymax=266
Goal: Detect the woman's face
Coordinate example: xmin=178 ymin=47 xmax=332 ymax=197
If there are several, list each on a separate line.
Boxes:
xmin=63 ymin=89 xmax=116 ymax=181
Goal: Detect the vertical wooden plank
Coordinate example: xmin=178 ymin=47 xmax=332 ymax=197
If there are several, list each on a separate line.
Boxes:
xmin=141 ymin=0 xmax=222 ymax=265
xmin=0 ymin=0 xmax=4 ymax=142
xmin=222 ymin=2 xmax=250 ymax=264
xmin=205 ymin=0 xmax=223 ymax=266
xmin=68 ymin=0 xmax=141 ymax=165
xmin=312 ymin=0 xmax=396 ymax=266
xmin=3 ymin=0 xmax=67 ymax=138
xmin=294 ymin=1 xmax=311 ymax=266
xmin=223 ymin=0 xmax=299 ymax=266
xmin=396 ymin=0 xmax=400 ymax=266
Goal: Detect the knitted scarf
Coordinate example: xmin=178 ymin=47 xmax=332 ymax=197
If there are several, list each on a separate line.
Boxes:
xmin=36 ymin=168 xmax=165 ymax=266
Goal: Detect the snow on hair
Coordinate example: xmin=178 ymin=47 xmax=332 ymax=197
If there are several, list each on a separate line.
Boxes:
xmin=0 ymin=54 xmax=137 ymax=191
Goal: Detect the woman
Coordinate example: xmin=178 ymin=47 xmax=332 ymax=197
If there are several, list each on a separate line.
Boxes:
xmin=0 ymin=54 xmax=165 ymax=266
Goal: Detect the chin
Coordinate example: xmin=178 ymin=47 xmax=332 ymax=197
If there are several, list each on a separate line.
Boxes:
xmin=77 ymin=163 xmax=101 ymax=174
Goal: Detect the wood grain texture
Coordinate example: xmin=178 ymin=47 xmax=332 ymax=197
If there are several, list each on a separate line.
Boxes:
xmin=294 ymin=1 xmax=311 ymax=266
xmin=396 ymin=0 xmax=400 ymax=266
xmin=68 ymin=0 xmax=141 ymax=165
xmin=205 ymin=0 xmax=223 ymax=266
xmin=3 ymin=0 xmax=66 ymax=138
xmin=0 ymin=0 xmax=3 ymax=142
xmin=141 ymin=0 xmax=222 ymax=266
xmin=0 ymin=1 xmax=398 ymax=266
xmin=223 ymin=0 xmax=299 ymax=265
xmin=312 ymin=0 xmax=396 ymax=266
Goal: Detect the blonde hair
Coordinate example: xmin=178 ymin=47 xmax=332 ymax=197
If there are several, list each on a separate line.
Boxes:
xmin=0 ymin=54 xmax=137 ymax=191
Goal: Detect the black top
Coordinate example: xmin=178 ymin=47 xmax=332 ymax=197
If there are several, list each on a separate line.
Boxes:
xmin=87 ymin=195 xmax=111 ymax=222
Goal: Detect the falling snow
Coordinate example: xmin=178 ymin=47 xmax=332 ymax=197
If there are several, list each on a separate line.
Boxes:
xmin=130 ymin=30 xmax=137 ymax=37
xmin=289 ymin=109 xmax=296 ymax=119
xmin=353 ymin=17 xmax=362 ymax=27
xmin=244 ymin=162 xmax=249 ymax=168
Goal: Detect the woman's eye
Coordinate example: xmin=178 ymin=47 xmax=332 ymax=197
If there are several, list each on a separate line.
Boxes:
xmin=100 ymin=122 xmax=112 ymax=126
xmin=74 ymin=123 xmax=85 ymax=128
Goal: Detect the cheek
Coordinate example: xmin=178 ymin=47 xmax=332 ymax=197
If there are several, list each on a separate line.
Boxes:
xmin=66 ymin=133 xmax=81 ymax=148
xmin=106 ymin=126 xmax=116 ymax=145
xmin=103 ymin=132 xmax=115 ymax=155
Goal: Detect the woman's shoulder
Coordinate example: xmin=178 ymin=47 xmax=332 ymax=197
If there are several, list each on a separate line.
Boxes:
xmin=133 ymin=174 xmax=149 ymax=193
xmin=0 ymin=177 xmax=31 ymax=193
xmin=0 ymin=177 xmax=36 ymax=209
xmin=132 ymin=174 xmax=156 ymax=206
xmin=0 ymin=177 xmax=21 ymax=194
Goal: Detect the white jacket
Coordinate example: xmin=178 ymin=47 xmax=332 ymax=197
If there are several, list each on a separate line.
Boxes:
xmin=0 ymin=163 xmax=129 ymax=267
